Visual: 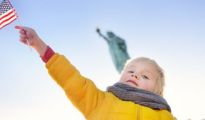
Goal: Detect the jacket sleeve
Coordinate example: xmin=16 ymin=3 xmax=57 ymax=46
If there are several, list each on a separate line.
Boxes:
xmin=46 ymin=53 xmax=105 ymax=117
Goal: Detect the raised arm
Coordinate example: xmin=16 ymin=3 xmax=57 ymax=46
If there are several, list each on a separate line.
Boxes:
xmin=96 ymin=28 xmax=110 ymax=43
xmin=15 ymin=26 xmax=106 ymax=118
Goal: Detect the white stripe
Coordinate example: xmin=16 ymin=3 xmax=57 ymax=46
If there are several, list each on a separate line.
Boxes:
xmin=0 ymin=9 xmax=16 ymax=22
xmin=0 ymin=15 xmax=17 ymax=28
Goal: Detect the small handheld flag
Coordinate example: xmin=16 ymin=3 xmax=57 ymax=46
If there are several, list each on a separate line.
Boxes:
xmin=0 ymin=0 xmax=18 ymax=29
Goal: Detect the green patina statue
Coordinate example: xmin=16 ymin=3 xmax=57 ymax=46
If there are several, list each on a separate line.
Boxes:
xmin=96 ymin=28 xmax=130 ymax=73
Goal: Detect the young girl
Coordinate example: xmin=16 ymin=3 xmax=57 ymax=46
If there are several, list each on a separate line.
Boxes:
xmin=15 ymin=26 xmax=175 ymax=120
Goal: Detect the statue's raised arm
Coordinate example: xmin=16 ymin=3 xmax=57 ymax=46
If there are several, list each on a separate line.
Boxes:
xmin=96 ymin=28 xmax=110 ymax=43
xmin=96 ymin=28 xmax=130 ymax=73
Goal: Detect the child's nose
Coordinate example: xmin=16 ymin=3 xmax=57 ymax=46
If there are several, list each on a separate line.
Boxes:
xmin=131 ymin=74 xmax=138 ymax=79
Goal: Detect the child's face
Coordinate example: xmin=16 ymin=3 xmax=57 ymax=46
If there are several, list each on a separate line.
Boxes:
xmin=119 ymin=60 xmax=159 ymax=93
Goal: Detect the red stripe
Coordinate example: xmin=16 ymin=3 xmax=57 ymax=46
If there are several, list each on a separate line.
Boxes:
xmin=0 ymin=13 xmax=17 ymax=26
xmin=0 ymin=17 xmax=17 ymax=29
xmin=0 ymin=9 xmax=16 ymax=21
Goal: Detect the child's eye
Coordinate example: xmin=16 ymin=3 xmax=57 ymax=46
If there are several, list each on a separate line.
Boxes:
xmin=142 ymin=75 xmax=149 ymax=79
xmin=128 ymin=71 xmax=134 ymax=73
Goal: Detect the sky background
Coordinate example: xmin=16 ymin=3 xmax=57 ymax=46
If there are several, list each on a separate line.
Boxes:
xmin=0 ymin=0 xmax=205 ymax=120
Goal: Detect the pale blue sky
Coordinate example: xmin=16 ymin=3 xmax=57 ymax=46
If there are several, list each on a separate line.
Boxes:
xmin=0 ymin=0 xmax=205 ymax=119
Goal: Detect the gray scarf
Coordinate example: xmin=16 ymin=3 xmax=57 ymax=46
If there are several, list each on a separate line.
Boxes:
xmin=107 ymin=83 xmax=171 ymax=112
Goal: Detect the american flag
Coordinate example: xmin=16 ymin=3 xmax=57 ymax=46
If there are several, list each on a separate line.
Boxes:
xmin=0 ymin=0 xmax=17 ymax=29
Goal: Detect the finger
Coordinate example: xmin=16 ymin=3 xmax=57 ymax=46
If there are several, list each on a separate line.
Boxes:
xmin=15 ymin=25 xmax=21 ymax=29
xmin=19 ymin=29 xmax=25 ymax=34
xmin=20 ymin=37 xmax=31 ymax=45
xmin=20 ymin=34 xmax=27 ymax=39
xmin=16 ymin=26 xmax=28 ymax=36
xmin=15 ymin=25 xmax=25 ymax=30
xmin=15 ymin=26 xmax=29 ymax=34
xmin=20 ymin=36 xmax=27 ymax=41
xmin=20 ymin=39 xmax=28 ymax=45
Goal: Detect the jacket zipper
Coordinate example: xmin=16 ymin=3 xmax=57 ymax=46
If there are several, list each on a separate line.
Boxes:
xmin=137 ymin=106 xmax=140 ymax=120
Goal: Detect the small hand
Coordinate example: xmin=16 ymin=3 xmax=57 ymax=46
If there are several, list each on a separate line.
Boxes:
xmin=15 ymin=26 xmax=40 ymax=47
xmin=15 ymin=26 xmax=47 ymax=56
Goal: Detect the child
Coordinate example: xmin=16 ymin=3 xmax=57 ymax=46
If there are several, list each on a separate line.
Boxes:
xmin=15 ymin=26 xmax=175 ymax=120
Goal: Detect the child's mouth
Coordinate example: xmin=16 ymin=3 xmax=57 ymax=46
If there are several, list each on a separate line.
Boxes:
xmin=126 ymin=80 xmax=138 ymax=86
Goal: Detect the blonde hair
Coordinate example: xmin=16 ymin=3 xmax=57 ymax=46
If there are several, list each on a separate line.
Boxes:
xmin=123 ymin=57 xmax=165 ymax=96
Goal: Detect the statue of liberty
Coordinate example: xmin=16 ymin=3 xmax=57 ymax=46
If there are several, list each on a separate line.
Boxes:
xmin=96 ymin=28 xmax=130 ymax=73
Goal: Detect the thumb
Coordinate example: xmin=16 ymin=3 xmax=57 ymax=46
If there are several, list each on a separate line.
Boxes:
xmin=15 ymin=26 xmax=30 ymax=33
xmin=15 ymin=25 xmax=24 ymax=30
xmin=15 ymin=25 xmax=27 ymax=34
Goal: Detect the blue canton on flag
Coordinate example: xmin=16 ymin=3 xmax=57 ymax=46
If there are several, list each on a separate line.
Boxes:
xmin=0 ymin=0 xmax=17 ymax=29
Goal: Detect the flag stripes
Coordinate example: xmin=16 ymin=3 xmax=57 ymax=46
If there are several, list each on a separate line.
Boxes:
xmin=0 ymin=0 xmax=18 ymax=29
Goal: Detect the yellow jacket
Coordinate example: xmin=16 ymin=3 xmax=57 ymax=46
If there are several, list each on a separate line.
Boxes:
xmin=46 ymin=53 xmax=175 ymax=120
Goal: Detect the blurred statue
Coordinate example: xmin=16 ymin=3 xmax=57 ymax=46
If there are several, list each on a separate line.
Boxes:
xmin=96 ymin=28 xmax=130 ymax=73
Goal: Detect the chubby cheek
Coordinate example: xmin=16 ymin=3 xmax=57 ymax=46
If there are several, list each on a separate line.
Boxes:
xmin=119 ymin=74 xmax=128 ymax=83
xmin=141 ymin=81 xmax=156 ymax=92
xmin=119 ymin=76 xmax=125 ymax=82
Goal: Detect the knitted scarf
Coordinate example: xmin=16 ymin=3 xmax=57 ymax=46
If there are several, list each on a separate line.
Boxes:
xmin=107 ymin=82 xmax=171 ymax=112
